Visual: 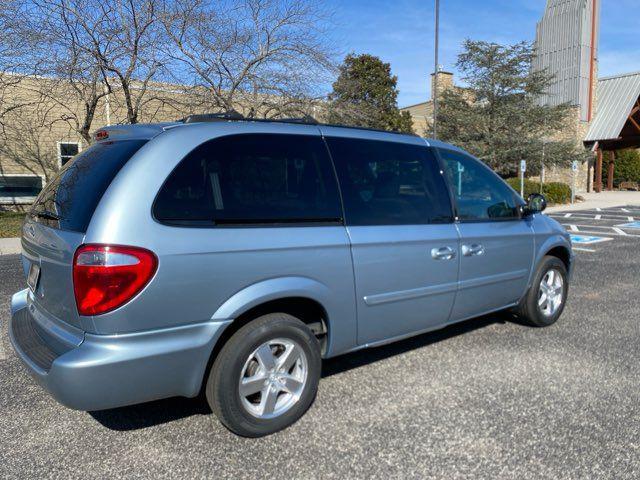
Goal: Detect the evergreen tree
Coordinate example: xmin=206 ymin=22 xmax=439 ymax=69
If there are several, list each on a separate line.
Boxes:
xmin=327 ymin=54 xmax=413 ymax=133
xmin=437 ymin=40 xmax=587 ymax=177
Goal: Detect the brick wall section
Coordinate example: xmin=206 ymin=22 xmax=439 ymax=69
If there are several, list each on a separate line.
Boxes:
xmin=0 ymin=75 xmax=317 ymax=188
xmin=0 ymin=76 xmax=193 ymax=179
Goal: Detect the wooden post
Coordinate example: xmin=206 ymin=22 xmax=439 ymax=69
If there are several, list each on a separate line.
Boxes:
xmin=595 ymin=148 xmax=603 ymax=193
xmin=607 ymin=151 xmax=615 ymax=191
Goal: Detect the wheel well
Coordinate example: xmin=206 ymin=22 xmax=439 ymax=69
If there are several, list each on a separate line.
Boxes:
xmin=546 ymin=246 xmax=571 ymax=270
xmin=201 ymin=297 xmax=329 ymax=394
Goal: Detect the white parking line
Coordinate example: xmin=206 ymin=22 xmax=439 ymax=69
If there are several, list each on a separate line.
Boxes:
xmin=573 ymin=247 xmax=596 ymax=252
xmin=564 ymin=213 xmax=572 ymax=218
xmin=596 ymin=208 xmax=602 ymax=211
xmin=0 ymin=340 xmax=5 ymax=361
xmin=550 ymin=213 xmax=635 ymax=220
xmin=569 ymin=225 xmax=578 ymax=232
xmin=613 ymin=227 xmax=628 ymax=236
xmin=564 ymin=226 xmax=640 ymax=238
xmin=629 ymin=217 xmax=635 ymax=222
xmin=621 ymin=208 xmax=630 ymax=212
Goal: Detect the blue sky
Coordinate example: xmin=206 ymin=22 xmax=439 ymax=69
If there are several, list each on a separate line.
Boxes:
xmin=325 ymin=0 xmax=640 ymax=107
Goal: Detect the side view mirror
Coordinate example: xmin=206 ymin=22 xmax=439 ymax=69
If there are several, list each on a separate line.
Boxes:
xmin=523 ymin=193 xmax=547 ymax=216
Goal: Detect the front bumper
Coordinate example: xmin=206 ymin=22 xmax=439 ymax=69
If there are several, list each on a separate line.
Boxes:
xmin=9 ymin=289 xmax=231 ymax=411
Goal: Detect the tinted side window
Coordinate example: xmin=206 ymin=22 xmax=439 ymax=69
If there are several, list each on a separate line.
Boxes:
xmin=154 ymin=134 xmax=342 ymax=225
xmin=438 ymin=149 xmax=520 ymax=221
xmin=31 ymin=140 xmax=147 ymax=232
xmin=326 ymin=137 xmax=453 ymax=226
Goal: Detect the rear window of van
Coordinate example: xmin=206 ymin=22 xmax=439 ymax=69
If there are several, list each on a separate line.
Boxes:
xmin=30 ymin=140 xmax=147 ymax=232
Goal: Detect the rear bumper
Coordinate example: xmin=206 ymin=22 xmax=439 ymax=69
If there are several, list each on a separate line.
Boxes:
xmin=9 ymin=289 xmax=231 ymax=411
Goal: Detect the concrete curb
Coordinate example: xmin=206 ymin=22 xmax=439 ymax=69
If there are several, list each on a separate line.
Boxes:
xmin=545 ymin=191 xmax=640 ymax=213
xmin=0 ymin=238 xmax=21 ymax=256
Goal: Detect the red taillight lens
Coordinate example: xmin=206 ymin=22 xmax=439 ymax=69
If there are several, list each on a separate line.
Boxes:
xmin=73 ymin=244 xmax=158 ymax=316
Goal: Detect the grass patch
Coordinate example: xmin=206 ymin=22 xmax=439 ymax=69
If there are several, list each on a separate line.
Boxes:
xmin=0 ymin=211 xmax=26 ymax=238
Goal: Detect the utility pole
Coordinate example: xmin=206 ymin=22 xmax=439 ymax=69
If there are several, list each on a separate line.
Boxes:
xmin=433 ymin=0 xmax=440 ymax=139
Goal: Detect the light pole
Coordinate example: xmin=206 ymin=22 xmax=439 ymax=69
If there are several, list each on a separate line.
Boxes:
xmin=433 ymin=0 xmax=440 ymax=139
xmin=540 ymin=138 xmax=548 ymax=194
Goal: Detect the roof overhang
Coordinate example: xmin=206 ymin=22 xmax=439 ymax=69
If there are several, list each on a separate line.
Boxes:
xmin=584 ymin=71 xmax=640 ymax=145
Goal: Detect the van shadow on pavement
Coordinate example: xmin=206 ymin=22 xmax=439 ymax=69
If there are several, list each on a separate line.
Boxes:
xmin=90 ymin=312 xmax=511 ymax=431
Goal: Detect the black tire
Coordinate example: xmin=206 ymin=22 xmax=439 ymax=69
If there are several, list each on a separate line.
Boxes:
xmin=517 ymin=255 xmax=569 ymax=327
xmin=206 ymin=313 xmax=321 ymax=437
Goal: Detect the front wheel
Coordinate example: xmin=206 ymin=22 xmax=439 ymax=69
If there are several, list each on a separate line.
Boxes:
xmin=206 ymin=313 xmax=321 ymax=437
xmin=517 ymin=256 xmax=569 ymax=327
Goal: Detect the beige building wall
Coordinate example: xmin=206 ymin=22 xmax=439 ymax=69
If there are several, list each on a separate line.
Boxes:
xmin=0 ymin=76 xmax=190 ymax=177
xmin=402 ymin=101 xmax=433 ymax=137
xmin=400 ymin=71 xmax=457 ymax=138
xmin=1 ymin=74 xmax=317 ymax=207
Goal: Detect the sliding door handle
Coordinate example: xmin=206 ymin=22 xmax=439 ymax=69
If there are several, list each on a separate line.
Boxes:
xmin=431 ymin=246 xmax=456 ymax=260
xmin=462 ymin=244 xmax=485 ymax=256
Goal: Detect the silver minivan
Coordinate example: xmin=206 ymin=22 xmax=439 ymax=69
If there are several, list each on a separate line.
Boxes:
xmin=9 ymin=116 xmax=573 ymax=437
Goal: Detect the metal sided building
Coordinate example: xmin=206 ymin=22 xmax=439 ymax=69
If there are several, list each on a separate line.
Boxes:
xmin=533 ymin=0 xmax=600 ymax=122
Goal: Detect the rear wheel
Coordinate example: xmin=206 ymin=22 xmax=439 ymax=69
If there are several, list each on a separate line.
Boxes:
xmin=206 ymin=313 xmax=321 ymax=437
xmin=517 ymin=256 xmax=568 ymax=327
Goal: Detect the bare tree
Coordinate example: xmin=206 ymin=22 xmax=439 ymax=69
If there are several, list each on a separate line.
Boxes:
xmin=164 ymin=0 xmax=335 ymax=118
xmin=0 ymin=1 xmax=42 ymax=133
xmin=34 ymin=0 xmax=174 ymax=126
xmin=0 ymin=0 xmax=113 ymax=143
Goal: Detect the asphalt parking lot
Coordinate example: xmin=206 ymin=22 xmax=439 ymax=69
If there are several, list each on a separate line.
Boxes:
xmin=1 ymin=208 xmax=639 ymax=479
xmin=547 ymin=205 xmax=640 ymax=253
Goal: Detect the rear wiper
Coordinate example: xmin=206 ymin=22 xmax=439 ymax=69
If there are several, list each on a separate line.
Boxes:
xmin=32 ymin=210 xmax=60 ymax=221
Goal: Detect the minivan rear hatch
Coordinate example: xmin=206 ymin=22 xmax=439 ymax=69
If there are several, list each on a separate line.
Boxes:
xmin=22 ymin=139 xmax=147 ymax=330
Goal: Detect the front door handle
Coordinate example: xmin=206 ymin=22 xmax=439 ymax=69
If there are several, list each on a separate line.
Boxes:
xmin=431 ymin=246 xmax=456 ymax=260
xmin=462 ymin=243 xmax=485 ymax=257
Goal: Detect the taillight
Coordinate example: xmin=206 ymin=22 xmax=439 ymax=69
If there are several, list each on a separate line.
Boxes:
xmin=73 ymin=244 xmax=158 ymax=316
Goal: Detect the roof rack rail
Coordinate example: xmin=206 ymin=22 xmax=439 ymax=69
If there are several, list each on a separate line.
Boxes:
xmin=177 ymin=112 xmax=418 ymax=137
xmin=180 ymin=111 xmax=244 ymax=123
xmin=275 ymin=115 xmax=318 ymax=125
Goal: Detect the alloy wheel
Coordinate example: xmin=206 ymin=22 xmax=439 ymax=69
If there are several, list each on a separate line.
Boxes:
xmin=238 ymin=338 xmax=308 ymax=419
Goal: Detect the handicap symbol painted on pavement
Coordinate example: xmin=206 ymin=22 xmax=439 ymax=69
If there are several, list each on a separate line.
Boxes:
xmin=570 ymin=235 xmax=613 ymax=245
xmin=616 ymin=221 xmax=640 ymax=229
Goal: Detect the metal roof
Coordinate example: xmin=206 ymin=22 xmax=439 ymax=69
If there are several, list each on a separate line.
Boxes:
xmin=584 ymin=71 xmax=640 ymax=142
xmin=533 ymin=0 xmax=600 ymax=122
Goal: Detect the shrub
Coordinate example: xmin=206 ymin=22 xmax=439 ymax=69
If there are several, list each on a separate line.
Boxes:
xmin=542 ymin=182 xmax=572 ymax=204
xmin=610 ymin=149 xmax=640 ymax=187
xmin=505 ymin=178 xmax=571 ymax=204
xmin=505 ymin=178 xmax=540 ymax=197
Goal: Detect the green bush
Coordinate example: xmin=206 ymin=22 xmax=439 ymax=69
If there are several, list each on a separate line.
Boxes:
xmin=542 ymin=182 xmax=572 ymax=204
xmin=506 ymin=178 xmax=540 ymax=198
xmin=505 ymin=178 xmax=571 ymax=205
xmin=610 ymin=149 xmax=640 ymax=187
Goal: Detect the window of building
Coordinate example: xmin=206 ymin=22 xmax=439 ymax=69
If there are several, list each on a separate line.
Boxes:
xmin=0 ymin=175 xmax=44 ymax=203
xmin=58 ymin=142 xmax=80 ymax=166
xmin=154 ymin=134 xmax=342 ymax=226
xmin=325 ymin=137 xmax=453 ymax=226
xmin=438 ymin=149 xmax=521 ymax=221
